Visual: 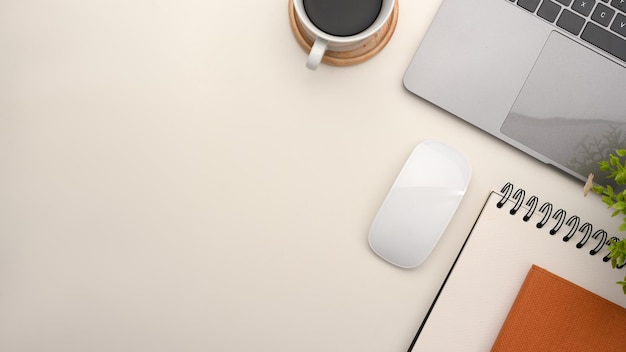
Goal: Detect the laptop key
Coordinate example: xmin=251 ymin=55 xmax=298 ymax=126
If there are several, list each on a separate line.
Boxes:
xmin=611 ymin=13 xmax=626 ymax=36
xmin=538 ymin=0 xmax=562 ymax=22
xmin=572 ymin=0 xmax=596 ymax=16
xmin=555 ymin=0 xmax=573 ymax=5
xmin=612 ymin=0 xmax=626 ymax=12
xmin=581 ymin=22 xmax=626 ymax=61
xmin=557 ymin=9 xmax=586 ymax=34
xmin=592 ymin=3 xmax=616 ymax=25
xmin=518 ymin=0 xmax=541 ymax=12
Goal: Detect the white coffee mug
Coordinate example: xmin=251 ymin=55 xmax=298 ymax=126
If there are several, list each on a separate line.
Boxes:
xmin=293 ymin=0 xmax=395 ymax=70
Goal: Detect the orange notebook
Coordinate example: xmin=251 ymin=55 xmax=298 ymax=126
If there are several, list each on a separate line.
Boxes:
xmin=492 ymin=265 xmax=626 ymax=351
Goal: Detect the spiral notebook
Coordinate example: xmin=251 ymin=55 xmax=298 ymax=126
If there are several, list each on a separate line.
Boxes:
xmin=408 ymin=183 xmax=626 ymax=351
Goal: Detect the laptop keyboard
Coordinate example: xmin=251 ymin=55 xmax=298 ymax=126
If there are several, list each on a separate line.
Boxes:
xmin=509 ymin=0 xmax=626 ymax=63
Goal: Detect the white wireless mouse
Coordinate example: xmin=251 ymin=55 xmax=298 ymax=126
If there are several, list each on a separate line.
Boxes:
xmin=368 ymin=140 xmax=471 ymax=268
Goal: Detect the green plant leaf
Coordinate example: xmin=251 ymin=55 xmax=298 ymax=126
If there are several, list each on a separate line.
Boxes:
xmin=617 ymin=171 xmax=626 ymax=184
xmin=619 ymin=277 xmax=626 ymax=295
xmin=610 ymin=154 xmax=621 ymax=167
xmin=589 ymin=150 xmax=626 ymax=294
xmin=608 ymin=238 xmax=626 ymax=270
xmin=600 ymin=160 xmax=611 ymax=171
xmin=612 ymin=202 xmax=626 ymax=210
xmin=612 ymin=257 xmax=618 ymax=269
xmin=593 ymin=185 xmax=605 ymax=194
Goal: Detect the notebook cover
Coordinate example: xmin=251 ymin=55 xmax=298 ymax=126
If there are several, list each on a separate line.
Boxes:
xmin=491 ymin=265 xmax=626 ymax=352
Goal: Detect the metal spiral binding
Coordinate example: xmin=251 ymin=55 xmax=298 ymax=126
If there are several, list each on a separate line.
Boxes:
xmin=498 ymin=183 xmax=617 ymax=265
xmin=509 ymin=188 xmax=525 ymax=215
xmin=536 ymin=202 xmax=553 ymax=229
xmin=576 ymin=223 xmax=593 ymax=248
xmin=549 ymin=209 xmax=566 ymax=235
xmin=563 ymin=216 xmax=580 ymax=242
xmin=523 ymin=196 xmax=538 ymax=222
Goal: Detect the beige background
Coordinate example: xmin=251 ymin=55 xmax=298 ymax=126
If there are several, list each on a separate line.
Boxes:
xmin=0 ymin=1 xmax=621 ymax=351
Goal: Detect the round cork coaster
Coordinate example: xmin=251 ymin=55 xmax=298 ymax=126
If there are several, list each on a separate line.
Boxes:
xmin=288 ymin=0 xmax=399 ymax=67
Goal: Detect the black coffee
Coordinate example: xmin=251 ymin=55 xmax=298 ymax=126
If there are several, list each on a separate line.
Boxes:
xmin=303 ymin=0 xmax=383 ymax=37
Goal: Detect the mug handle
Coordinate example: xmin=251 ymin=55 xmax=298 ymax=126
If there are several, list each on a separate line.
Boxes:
xmin=306 ymin=37 xmax=328 ymax=70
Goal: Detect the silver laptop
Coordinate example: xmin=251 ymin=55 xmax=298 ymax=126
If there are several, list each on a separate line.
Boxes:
xmin=404 ymin=0 xmax=626 ymax=185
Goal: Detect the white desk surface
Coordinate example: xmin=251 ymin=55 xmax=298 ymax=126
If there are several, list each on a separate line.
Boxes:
xmin=1 ymin=1 xmax=621 ymax=351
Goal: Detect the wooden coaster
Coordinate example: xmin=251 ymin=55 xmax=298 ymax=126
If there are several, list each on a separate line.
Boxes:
xmin=288 ymin=0 xmax=399 ymax=67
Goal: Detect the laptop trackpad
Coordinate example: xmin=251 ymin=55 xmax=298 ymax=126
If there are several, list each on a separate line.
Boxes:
xmin=501 ymin=31 xmax=626 ymax=180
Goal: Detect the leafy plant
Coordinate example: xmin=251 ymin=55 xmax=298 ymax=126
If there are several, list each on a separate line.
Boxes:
xmin=568 ymin=126 xmax=626 ymax=184
xmin=589 ymin=149 xmax=626 ymax=294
